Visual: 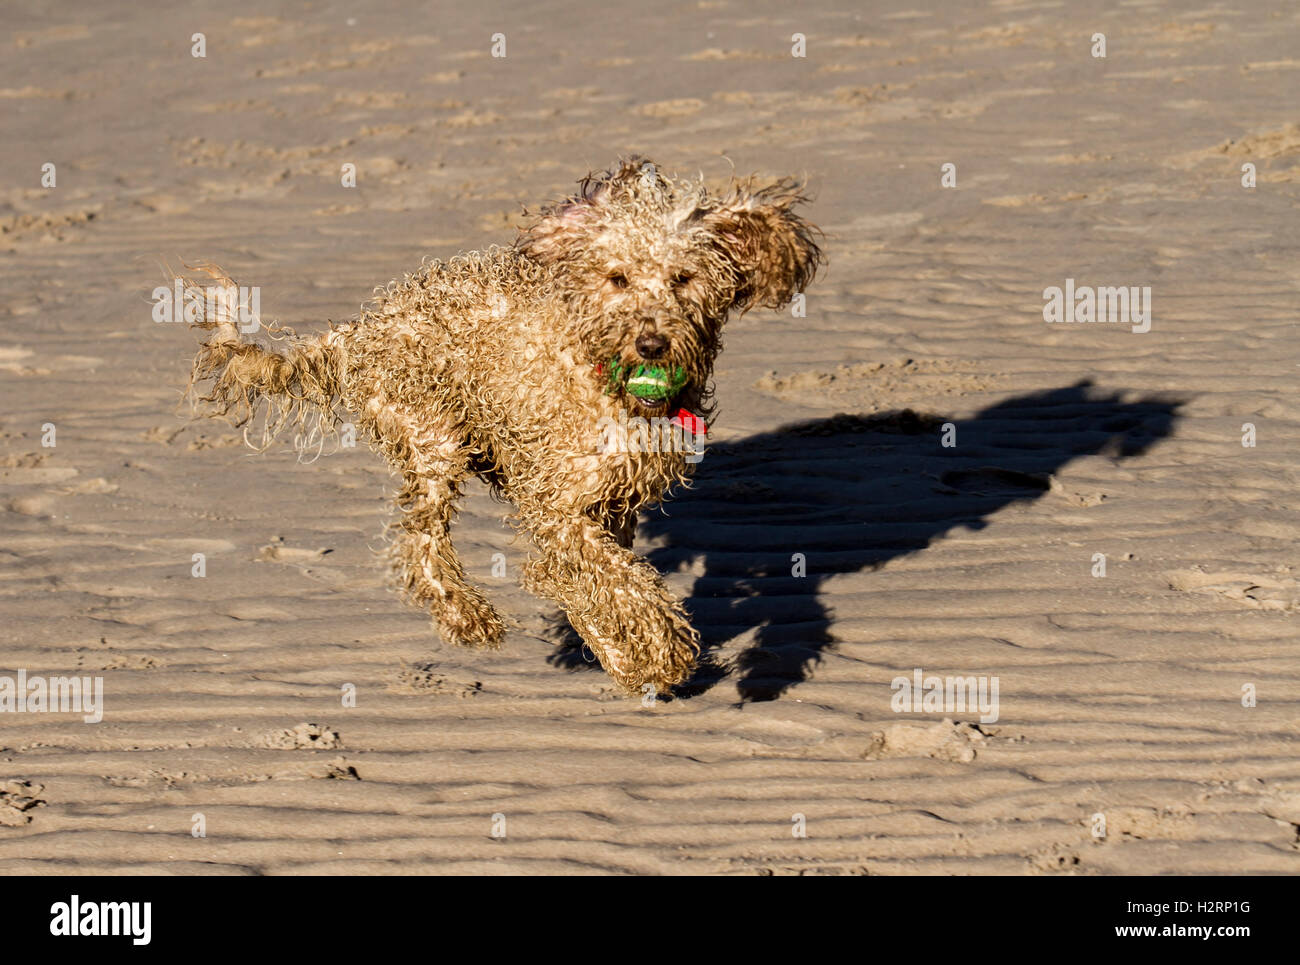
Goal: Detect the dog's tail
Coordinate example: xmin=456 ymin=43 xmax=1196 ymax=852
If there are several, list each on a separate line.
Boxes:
xmin=179 ymin=264 xmax=345 ymax=455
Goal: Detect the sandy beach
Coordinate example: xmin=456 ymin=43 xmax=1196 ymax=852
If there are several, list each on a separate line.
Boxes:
xmin=1 ymin=0 xmax=1298 ymax=874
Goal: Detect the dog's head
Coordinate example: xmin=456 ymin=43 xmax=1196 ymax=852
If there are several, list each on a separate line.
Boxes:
xmin=517 ymin=156 xmax=822 ymax=417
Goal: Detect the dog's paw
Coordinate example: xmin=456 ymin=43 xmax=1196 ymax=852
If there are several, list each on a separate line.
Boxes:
xmin=587 ymin=630 xmax=698 ymax=698
xmin=434 ymin=593 xmax=506 ymax=649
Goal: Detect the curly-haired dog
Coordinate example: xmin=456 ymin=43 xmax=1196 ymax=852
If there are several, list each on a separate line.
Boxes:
xmin=182 ymin=156 xmax=821 ymax=694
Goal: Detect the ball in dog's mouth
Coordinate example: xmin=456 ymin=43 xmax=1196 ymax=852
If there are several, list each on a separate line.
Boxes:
xmin=600 ymin=358 xmax=689 ymax=413
xmin=624 ymin=363 xmax=686 ymax=413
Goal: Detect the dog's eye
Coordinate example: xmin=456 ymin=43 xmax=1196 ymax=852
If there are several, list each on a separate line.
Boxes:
xmin=672 ymin=273 xmax=694 ymax=289
xmin=607 ymin=273 xmax=629 ymax=290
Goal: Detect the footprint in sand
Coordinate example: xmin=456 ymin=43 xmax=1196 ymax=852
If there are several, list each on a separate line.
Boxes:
xmin=755 ymin=358 xmax=995 ymax=410
xmin=1027 ymin=845 xmax=1084 ymax=874
xmin=0 ymin=781 xmax=45 ymax=826
xmin=390 ymin=663 xmax=482 ymax=698
xmin=862 ymin=719 xmax=989 ymax=763
xmin=0 ymin=208 xmax=100 ymax=252
xmin=1165 ymin=567 xmax=1300 ymax=612
xmin=261 ymin=723 xmax=341 ymax=750
xmin=257 ymin=541 xmax=333 ymax=563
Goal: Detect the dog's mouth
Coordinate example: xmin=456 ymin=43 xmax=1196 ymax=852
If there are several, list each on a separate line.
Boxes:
xmin=600 ymin=357 xmax=689 ymax=413
xmin=595 ymin=356 xmax=708 ymax=435
xmin=632 ymin=393 xmax=672 ymax=414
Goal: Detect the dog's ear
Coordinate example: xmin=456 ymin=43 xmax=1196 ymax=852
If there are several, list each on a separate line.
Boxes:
xmin=518 ymin=196 xmax=600 ymax=264
xmin=695 ymin=179 xmax=822 ymax=314
xmin=599 ymin=154 xmax=664 ymax=193
xmin=518 ymin=156 xmax=664 ymax=264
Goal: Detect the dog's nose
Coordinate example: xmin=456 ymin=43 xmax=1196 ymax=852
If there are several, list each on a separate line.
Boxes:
xmin=636 ymin=333 xmax=669 ymax=359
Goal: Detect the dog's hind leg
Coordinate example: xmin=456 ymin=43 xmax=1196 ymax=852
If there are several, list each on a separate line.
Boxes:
xmin=373 ymin=402 xmax=505 ymax=648
xmin=522 ymin=515 xmax=699 ymax=694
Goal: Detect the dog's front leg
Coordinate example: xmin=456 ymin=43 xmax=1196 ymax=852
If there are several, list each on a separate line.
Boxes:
xmin=388 ymin=470 xmax=505 ymax=648
xmin=523 ymin=516 xmax=699 ymax=695
xmin=369 ymin=399 xmax=505 ymax=649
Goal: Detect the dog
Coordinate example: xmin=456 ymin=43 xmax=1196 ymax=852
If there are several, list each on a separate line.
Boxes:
xmin=182 ymin=156 xmax=820 ymax=694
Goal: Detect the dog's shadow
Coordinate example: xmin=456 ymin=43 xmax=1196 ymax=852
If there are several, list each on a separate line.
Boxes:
xmin=547 ymin=380 xmax=1182 ymax=702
